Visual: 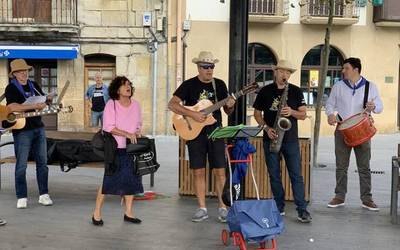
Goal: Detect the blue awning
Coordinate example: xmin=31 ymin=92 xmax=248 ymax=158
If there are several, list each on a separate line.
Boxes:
xmin=0 ymin=45 xmax=79 ymax=59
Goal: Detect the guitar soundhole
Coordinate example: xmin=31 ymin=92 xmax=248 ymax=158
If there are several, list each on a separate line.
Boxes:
xmin=7 ymin=113 xmax=16 ymax=123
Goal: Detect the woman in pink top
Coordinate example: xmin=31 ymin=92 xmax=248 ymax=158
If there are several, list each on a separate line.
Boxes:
xmin=92 ymin=76 xmax=143 ymax=226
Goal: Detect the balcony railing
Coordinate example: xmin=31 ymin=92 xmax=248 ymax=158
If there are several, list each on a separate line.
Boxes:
xmin=300 ymin=0 xmax=359 ymax=25
xmin=0 ymin=0 xmax=77 ymax=26
xmin=249 ymin=0 xmax=289 ymax=23
xmin=249 ymin=0 xmax=289 ymax=16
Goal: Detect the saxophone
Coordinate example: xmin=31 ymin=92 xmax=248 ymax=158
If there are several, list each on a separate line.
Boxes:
xmin=269 ymin=81 xmax=292 ymax=153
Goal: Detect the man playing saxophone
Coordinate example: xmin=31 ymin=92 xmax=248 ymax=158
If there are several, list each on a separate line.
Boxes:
xmin=253 ymin=60 xmax=312 ymax=223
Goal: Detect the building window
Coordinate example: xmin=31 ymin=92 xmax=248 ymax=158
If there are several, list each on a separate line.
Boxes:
xmin=12 ymin=0 xmax=52 ymax=23
xmin=300 ymin=45 xmax=345 ymax=107
xmin=247 ymin=43 xmax=277 ymax=107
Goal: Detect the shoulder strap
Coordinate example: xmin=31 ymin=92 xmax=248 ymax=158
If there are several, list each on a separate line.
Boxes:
xmin=363 ymin=81 xmax=370 ymax=109
xmin=113 ymin=100 xmax=116 ymax=125
xmin=211 ymin=78 xmax=218 ymax=102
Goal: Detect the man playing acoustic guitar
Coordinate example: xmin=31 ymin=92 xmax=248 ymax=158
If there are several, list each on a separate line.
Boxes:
xmin=3 ymin=59 xmax=53 ymax=209
xmin=168 ymin=51 xmax=235 ymax=223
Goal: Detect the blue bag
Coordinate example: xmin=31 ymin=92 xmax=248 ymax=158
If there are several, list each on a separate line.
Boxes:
xmin=227 ymin=199 xmax=284 ymax=242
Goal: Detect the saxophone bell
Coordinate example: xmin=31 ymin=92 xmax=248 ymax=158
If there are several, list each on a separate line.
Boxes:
xmin=277 ymin=117 xmax=292 ymax=131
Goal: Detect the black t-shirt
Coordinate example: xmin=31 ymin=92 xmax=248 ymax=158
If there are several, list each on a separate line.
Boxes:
xmin=253 ymin=83 xmax=306 ymax=142
xmin=91 ymin=87 xmax=106 ymax=112
xmin=173 ymin=76 xmax=228 ymax=124
xmin=3 ymin=80 xmax=45 ymax=134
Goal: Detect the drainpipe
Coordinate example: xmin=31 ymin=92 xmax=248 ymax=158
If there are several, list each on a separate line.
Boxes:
xmin=165 ymin=0 xmax=172 ymax=135
xmin=176 ymin=0 xmax=183 ymax=88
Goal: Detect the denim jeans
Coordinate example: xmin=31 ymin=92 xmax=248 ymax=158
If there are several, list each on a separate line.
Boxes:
xmin=91 ymin=111 xmax=103 ymax=127
xmin=13 ymin=127 xmax=48 ymax=199
xmin=263 ymin=140 xmax=307 ymax=212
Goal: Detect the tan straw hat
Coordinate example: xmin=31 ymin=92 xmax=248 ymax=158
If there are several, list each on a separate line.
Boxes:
xmin=9 ymin=59 xmax=32 ymax=78
xmin=272 ymin=60 xmax=296 ymax=73
xmin=192 ymin=51 xmax=219 ymax=64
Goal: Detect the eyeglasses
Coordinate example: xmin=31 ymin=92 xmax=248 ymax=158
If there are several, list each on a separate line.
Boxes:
xmin=199 ymin=64 xmax=215 ymax=70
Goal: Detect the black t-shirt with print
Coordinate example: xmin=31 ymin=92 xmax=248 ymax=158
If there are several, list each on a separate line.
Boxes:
xmin=253 ymin=83 xmax=306 ymax=142
xmin=173 ymin=76 xmax=228 ymax=125
xmin=3 ymin=81 xmax=45 ymax=134
xmin=91 ymin=87 xmax=106 ymax=112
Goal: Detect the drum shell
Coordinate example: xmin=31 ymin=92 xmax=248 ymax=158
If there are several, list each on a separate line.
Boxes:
xmin=337 ymin=113 xmax=376 ymax=147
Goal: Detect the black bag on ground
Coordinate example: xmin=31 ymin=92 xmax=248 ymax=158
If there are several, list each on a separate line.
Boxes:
xmin=47 ymin=138 xmax=63 ymax=164
xmin=54 ymin=140 xmax=103 ymax=172
xmin=127 ymin=137 xmax=160 ymax=176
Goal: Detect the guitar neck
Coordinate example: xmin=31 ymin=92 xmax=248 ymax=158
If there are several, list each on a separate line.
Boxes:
xmin=15 ymin=109 xmax=60 ymax=119
xmin=202 ymin=91 xmax=242 ymax=115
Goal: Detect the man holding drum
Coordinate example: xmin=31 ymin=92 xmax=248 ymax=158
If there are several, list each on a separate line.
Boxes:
xmin=325 ymin=57 xmax=383 ymax=211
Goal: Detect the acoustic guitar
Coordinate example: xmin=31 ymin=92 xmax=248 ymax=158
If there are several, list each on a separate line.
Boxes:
xmin=1 ymin=105 xmax=73 ymax=131
xmin=172 ymin=83 xmax=259 ymax=140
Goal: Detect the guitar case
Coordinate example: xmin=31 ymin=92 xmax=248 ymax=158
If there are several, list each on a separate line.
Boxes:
xmin=27 ymin=138 xmax=104 ymax=172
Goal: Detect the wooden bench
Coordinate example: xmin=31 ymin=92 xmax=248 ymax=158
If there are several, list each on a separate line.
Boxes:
xmin=0 ymin=131 xmax=155 ymax=190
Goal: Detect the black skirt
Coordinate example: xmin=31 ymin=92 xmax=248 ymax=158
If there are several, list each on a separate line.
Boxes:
xmin=102 ymin=149 xmax=143 ymax=195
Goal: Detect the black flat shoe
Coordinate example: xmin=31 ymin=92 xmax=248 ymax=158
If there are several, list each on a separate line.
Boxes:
xmin=92 ymin=216 xmax=104 ymax=226
xmin=124 ymin=214 xmax=142 ymax=224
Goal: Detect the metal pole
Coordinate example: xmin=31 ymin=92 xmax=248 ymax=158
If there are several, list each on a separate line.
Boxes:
xmin=228 ymin=0 xmax=248 ymax=126
xmin=152 ymin=42 xmax=158 ymax=136
xmin=228 ymin=0 xmax=249 ymax=200
xmin=391 ymin=156 xmax=399 ymax=224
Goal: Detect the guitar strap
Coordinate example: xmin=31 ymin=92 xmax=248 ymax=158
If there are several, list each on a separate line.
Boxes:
xmin=211 ymin=78 xmax=218 ymax=103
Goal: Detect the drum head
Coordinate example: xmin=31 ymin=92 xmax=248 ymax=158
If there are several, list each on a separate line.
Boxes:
xmin=338 ymin=114 xmax=365 ymax=130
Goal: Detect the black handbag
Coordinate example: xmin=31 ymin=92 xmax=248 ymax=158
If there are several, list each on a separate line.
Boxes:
xmin=91 ymin=101 xmax=116 ymax=151
xmin=126 ymin=137 xmax=152 ymax=153
xmin=127 ymin=137 xmax=160 ymax=176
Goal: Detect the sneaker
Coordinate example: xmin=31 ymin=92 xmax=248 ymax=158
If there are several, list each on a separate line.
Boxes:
xmin=191 ymin=208 xmax=209 ymax=222
xmin=0 ymin=219 xmax=6 ymax=226
xmin=218 ymin=207 xmax=228 ymax=223
xmin=280 ymin=211 xmax=285 ymax=216
xmin=297 ymin=210 xmax=312 ymax=223
xmin=38 ymin=194 xmax=53 ymax=206
xmin=327 ymin=197 xmax=345 ymax=208
xmin=17 ymin=198 xmax=27 ymax=209
xmin=362 ymin=201 xmax=379 ymax=211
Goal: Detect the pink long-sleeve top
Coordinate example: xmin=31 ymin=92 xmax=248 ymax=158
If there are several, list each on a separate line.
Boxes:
xmin=102 ymin=99 xmax=142 ymax=149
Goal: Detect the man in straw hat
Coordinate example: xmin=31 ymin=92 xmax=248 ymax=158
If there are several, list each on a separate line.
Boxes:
xmin=3 ymin=59 xmax=53 ymax=209
xmin=169 ymin=51 xmax=235 ymax=223
xmin=253 ymin=59 xmax=312 ymax=223
xmin=325 ymin=57 xmax=383 ymax=211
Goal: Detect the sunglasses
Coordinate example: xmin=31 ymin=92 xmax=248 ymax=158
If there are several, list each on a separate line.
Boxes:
xmin=199 ymin=64 xmax=215 ymax=70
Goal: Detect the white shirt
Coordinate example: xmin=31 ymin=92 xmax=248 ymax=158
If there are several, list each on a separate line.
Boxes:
xmin=325 ymin=77 xmax=383 ymax=120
